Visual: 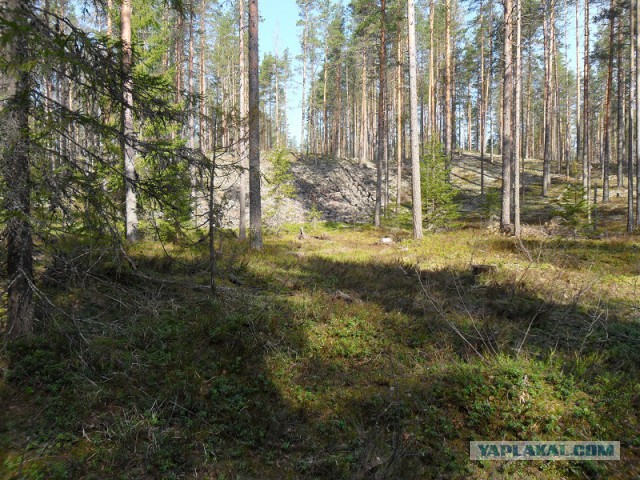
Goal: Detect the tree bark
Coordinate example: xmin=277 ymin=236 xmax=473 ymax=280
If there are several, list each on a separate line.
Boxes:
xmin=396 ymin=21 xmax=403 ymax=210
xmin=199 ymin=0 xmax=207 ymax=152
xmin=239 ymin=0 xmax=248 ymax=240
xmin=636 ymin=0 xmax=640 ymax=225
xmin=501 ymin=0 xmax=513 ymax=232
xmin=513 ymin=0 xmax=522 ymax=236
xmin=374 ymin=0 xmax=386 ymax=227
xmin=583 ymin=0 xmax=591 ymax=217
xmin=121 ymin=0 xmax=138 ymax=241
xmin=300 ymin=1 xmax=309 ymax=152
xmin=575 ymin=0 xmax=581 ymax=180
xmin=602 ymin=0 xmax=615 ymax=202
xmin=542 ymin=0 xmax=554 ymax=196
xmin=175 ymin=13 xmax=184 ymax=103
xmin=629 ymin=0 xmax=636 ymax=231
xmin=248 ymin=0 xmax=262 ymax=249
xmin=617 ymin=12 xmax=624 ymax=188
xmin=479 ymin=0 xmax=486 ymax=196
xmin=1 ymin=0 xmax=34 ymax=338
xmin=408 ymin=0 xmax=423 ymax=239
xmin=428 ymin=0 xmax=436 ymax=139
xmin=444 ymin=0 xmax=453 ymax=166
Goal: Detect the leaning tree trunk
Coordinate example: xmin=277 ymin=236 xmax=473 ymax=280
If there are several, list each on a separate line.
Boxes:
xmin=248 ymin=0 xmax=262 ymax=249
xmin=1 ymin=0 xmax=34 ymax=338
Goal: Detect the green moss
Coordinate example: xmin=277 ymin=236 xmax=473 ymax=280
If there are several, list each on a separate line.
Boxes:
xmin=2 ymin=220 xmax=639 ymax=479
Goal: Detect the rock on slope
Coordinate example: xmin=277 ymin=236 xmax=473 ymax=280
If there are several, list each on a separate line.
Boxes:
xmin=219 ymin=153 xmax=396 ymax=228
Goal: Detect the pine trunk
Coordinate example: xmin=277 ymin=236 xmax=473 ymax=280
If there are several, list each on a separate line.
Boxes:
xmin=396 ymin=24 xmax=403 ymax=209
xmin=239 ymin=0 xmax=248 ymax=239
xmin=501 ymin=0 xmax=513 ymax=232
xmin=248 ymin=0 xmax=262 ymax=249
xmin=444 ymin=0 xmax=453 ymax=165
xmin=408 ymin=0 xmax=423 ymax=239
xmin=602 ymin=0 xmax=615 ymax=202
xmin=513 ymin=0 xmax=522 ymax=236
xmin=374 ymin=0 xmax=386 ymax=227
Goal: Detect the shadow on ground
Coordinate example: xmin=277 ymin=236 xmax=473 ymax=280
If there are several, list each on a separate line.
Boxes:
xmin=1 ymin=239 xmax=639 ymax=479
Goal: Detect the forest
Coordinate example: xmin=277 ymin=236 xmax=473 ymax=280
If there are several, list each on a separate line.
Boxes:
xmin=1 ymin=0 xmax=640 ymax=477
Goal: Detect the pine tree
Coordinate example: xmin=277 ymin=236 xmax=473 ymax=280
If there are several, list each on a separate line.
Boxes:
xmin=248 ymin=0 xmax=262 ymax=249
xmin=1 ymin=0 xmax=34 ymax=338
xmin=408 ymin=0 xmax=422 ymax=239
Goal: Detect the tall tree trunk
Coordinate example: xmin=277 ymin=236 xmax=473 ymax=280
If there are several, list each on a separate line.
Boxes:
xmin=488 ymin=1 xmax=494 ymax=165
xmin=428 ymin=0 xmax=435 ymax=139
xmin=239 ymin=0 xmax=248 ymax=239
xmin=583 ymin=0 xmax=591 ymax=217
xmin=501 ymin=0 xmax=513 ymax=232
xmin=175 ymin=13 xmax=184 ymax=103
xmin=122 ymin=0 xmax=138 ymax=241
xmin=106 ymin=0 xmax=112 ymax=37
xmin=525 ymin=50 xmax=532 ymax=160
xmin=617 ymin=11 xmax=625 ymax=188
xmin=602 ymin=0 xmax=615 ymax=202
xmin=209 ymin=113 xmax=218 ymax=293
xmin=479 ymin=0 xmax=486 ymax=196
xmin=275 ymin=56 xmax=281 ymax=147
xmin=513 ymin=0 xmax=522 ymax=236
xmin=199 ymin=0 xmax=207 ymax=153
xmin=630 ymin=0 xmax=636 ymax=231
xmin=188 ymin=9 xmax=198 ymax=220
xmin=300 ymin=1 xmax=309 ymax=151
xmin=563 ymin=0 xmax=571 ymax=179
xmin=323 ymin=52 xmax=328 ymax=157
xmin=635 ymin=0 xmax=640 ymax=225
xmin=1 ymin=0 xmax=34 ymax=338
xmin=248 ymin=0 xmax=262 ymax=249
xmin=466 ymin=84 xmax=472 ymax=150
xmin=575 ymin=0 xmax=581 ymax=178
xmin=542 ymin=0 xmax=554 ymax=196
xmin=360 ymin=51 xmax=367 ymax=160
xmin=188 ymin=9 xmax=195 ymax=148
xmin=396 ymin=22 xmax=403 ymax=209
xmin=374 ymin=0 xmax=386 ymax=227
xmin=408 ymin=0 xmax=423 ymax=239
xmin=334 ymin=63 xmax=342 ymax=156
xmin=444 ymin=0 xmax=453 ymax=165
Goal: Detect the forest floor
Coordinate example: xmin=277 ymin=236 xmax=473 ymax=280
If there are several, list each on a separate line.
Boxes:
xmin=1 ymin=153 xmax=640 ymax=479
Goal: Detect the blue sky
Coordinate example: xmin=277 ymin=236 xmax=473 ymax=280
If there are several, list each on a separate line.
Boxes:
xmin=260 ymin=0 xmax=304 ymax=145
xmin=257 ymin=0 xmax=588 ymax=147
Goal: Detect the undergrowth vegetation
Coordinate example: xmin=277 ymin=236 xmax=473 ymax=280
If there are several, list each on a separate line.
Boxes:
xmin=1 ymin=219 xmax=639 ymax=479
